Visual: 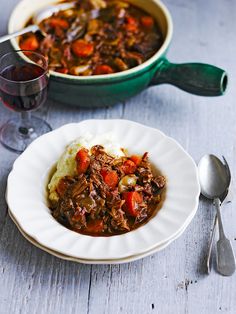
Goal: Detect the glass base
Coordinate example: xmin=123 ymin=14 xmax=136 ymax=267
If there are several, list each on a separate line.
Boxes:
xmin=0 ymin=116 xmax=52 ymax=153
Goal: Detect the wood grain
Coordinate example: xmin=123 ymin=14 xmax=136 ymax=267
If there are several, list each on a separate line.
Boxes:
xmin=0 ymin=0 xmax=236 ymax=313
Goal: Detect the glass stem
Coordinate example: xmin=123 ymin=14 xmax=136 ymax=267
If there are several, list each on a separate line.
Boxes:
xmin=19 ymin=111 xmax=33 ymax=137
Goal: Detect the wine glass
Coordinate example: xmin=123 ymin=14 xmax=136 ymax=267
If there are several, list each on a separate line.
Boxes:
xmin=0 ymin=50 xmax=52 ymax=152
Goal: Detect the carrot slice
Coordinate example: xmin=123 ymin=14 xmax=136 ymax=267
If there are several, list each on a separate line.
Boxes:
xmin=140 ymin=16 xmax=154 ymax=29
xmin=130 ymin=155 xmax=142 ymax=166
xmin=101 ymin=169 xmax=118 ymax=189
xmin=86 ymin=219 xmax=104 ymax=234
xmin=121 ymin=160 xmax=137 ymax=174
xmin=71 ymin=40 xmax=94 ymax=58
xmin=20 ymin=35 xmax=39 ymax=51
xmin=122 ymin=191 xmax=143 ymax=217
xmin=125 ymin=16 xmax=138 ymax=32
xmin=75 ymin=148 xmax=90 ymax=174
xmin=94 ymin=65 xmax=114 ymax=75
xmin=56 ymin=67 xmax=69 ymax=74
xmin=49 ymin=18 xmax=69 ymax=29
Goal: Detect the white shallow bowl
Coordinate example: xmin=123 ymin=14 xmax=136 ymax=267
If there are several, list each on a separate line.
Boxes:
xmin=6 ymin=120 xmax=200 ymax=260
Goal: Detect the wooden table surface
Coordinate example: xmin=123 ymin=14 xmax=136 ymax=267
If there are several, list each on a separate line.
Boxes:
xmin=0 ymin=1 xmax=236 ymax=313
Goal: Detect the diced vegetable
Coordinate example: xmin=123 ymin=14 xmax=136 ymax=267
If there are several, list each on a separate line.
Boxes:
xmin=94 ymin=65 xmax=114 ymax=75
xmin=122 ymin=191 xmax=143 ymax=217
xmin=114 ymin=58 xmax=128 ymax=71
xmin=75 ymin=148 xmax=90 ymax=174
xmin=118 ymin=175 xmax=137 ymax=193
xmin=56 ymin=67 xmax=69 ymax=74
xmin=90 ymin=0 xmax=107 ymax=9
xmin=86 ymin=219 xmax=104 ymax=233
xmin=49 ymin=18 xmax=69 ymax=29
xmin=63 ymin=9 xmax=75 ymax=18
xmin=87 ymin=19 xmax=102 ymax=34
xmin=125 ymin=16 xmax=138 ymax=32
xmin=71 ymin=40 xmax=94 ymax=58
xmin=140 ymin=16 xmax=154 ymax=29
xmin=130 ymin=155 xmax=142 ymax=165
xmin=125 ymin=52 xmax=143 ymax=66
xmin=20 ymin=35 xmax=39 ymax=51
xmin=78 ymin=196 xmax=96 ymax=211
xmin=121 ymin=159 xmax=137 ymax=174
xmin=101 ymin=169 xmax=118 ymax=189
xmin=70 ymin=65 xmax=90 ymax=75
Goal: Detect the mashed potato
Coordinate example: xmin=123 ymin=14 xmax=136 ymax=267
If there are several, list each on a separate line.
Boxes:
xmin=48 ymin=132 xmax=124 ymax=202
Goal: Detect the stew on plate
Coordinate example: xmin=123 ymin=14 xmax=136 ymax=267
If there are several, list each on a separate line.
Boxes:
xmin=49 ymin=145 xmax=166 ymax=236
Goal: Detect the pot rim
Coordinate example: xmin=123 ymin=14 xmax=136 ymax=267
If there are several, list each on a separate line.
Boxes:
xmin=8 ymin=0 xmax=173 ymax=81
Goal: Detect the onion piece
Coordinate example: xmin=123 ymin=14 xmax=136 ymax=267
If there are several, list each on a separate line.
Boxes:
xmin=70 ymin=65 xmax=91 ymax=75
xmin=118 ymin=175 xmax=137 ymax=193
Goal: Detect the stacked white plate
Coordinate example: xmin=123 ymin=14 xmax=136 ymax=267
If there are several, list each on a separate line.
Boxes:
xmin=6 ymin=120 xmax=200 ymax=264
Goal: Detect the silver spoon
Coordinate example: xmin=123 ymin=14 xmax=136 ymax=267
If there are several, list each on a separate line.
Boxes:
xmin=206 ymin=157 xmax=231 ymax=274
xmin=0 ymin=2 xmax=76 ymax=44
xmin=198 ymin=154 xmax=235 ymax=276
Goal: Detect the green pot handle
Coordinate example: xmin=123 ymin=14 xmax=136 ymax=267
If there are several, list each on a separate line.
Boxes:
xmin=150 ymin=58 xmax=228 ymax=96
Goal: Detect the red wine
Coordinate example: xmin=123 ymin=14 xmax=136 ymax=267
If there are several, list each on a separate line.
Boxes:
xmin=0 ymin=63 xmax=48 ymax=112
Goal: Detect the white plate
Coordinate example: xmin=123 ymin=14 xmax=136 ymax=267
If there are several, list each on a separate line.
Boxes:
xmin=8 ymin=207 xmax=195 ymax=264
xmin=6 ymin=120 xmax=200 ymax=260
